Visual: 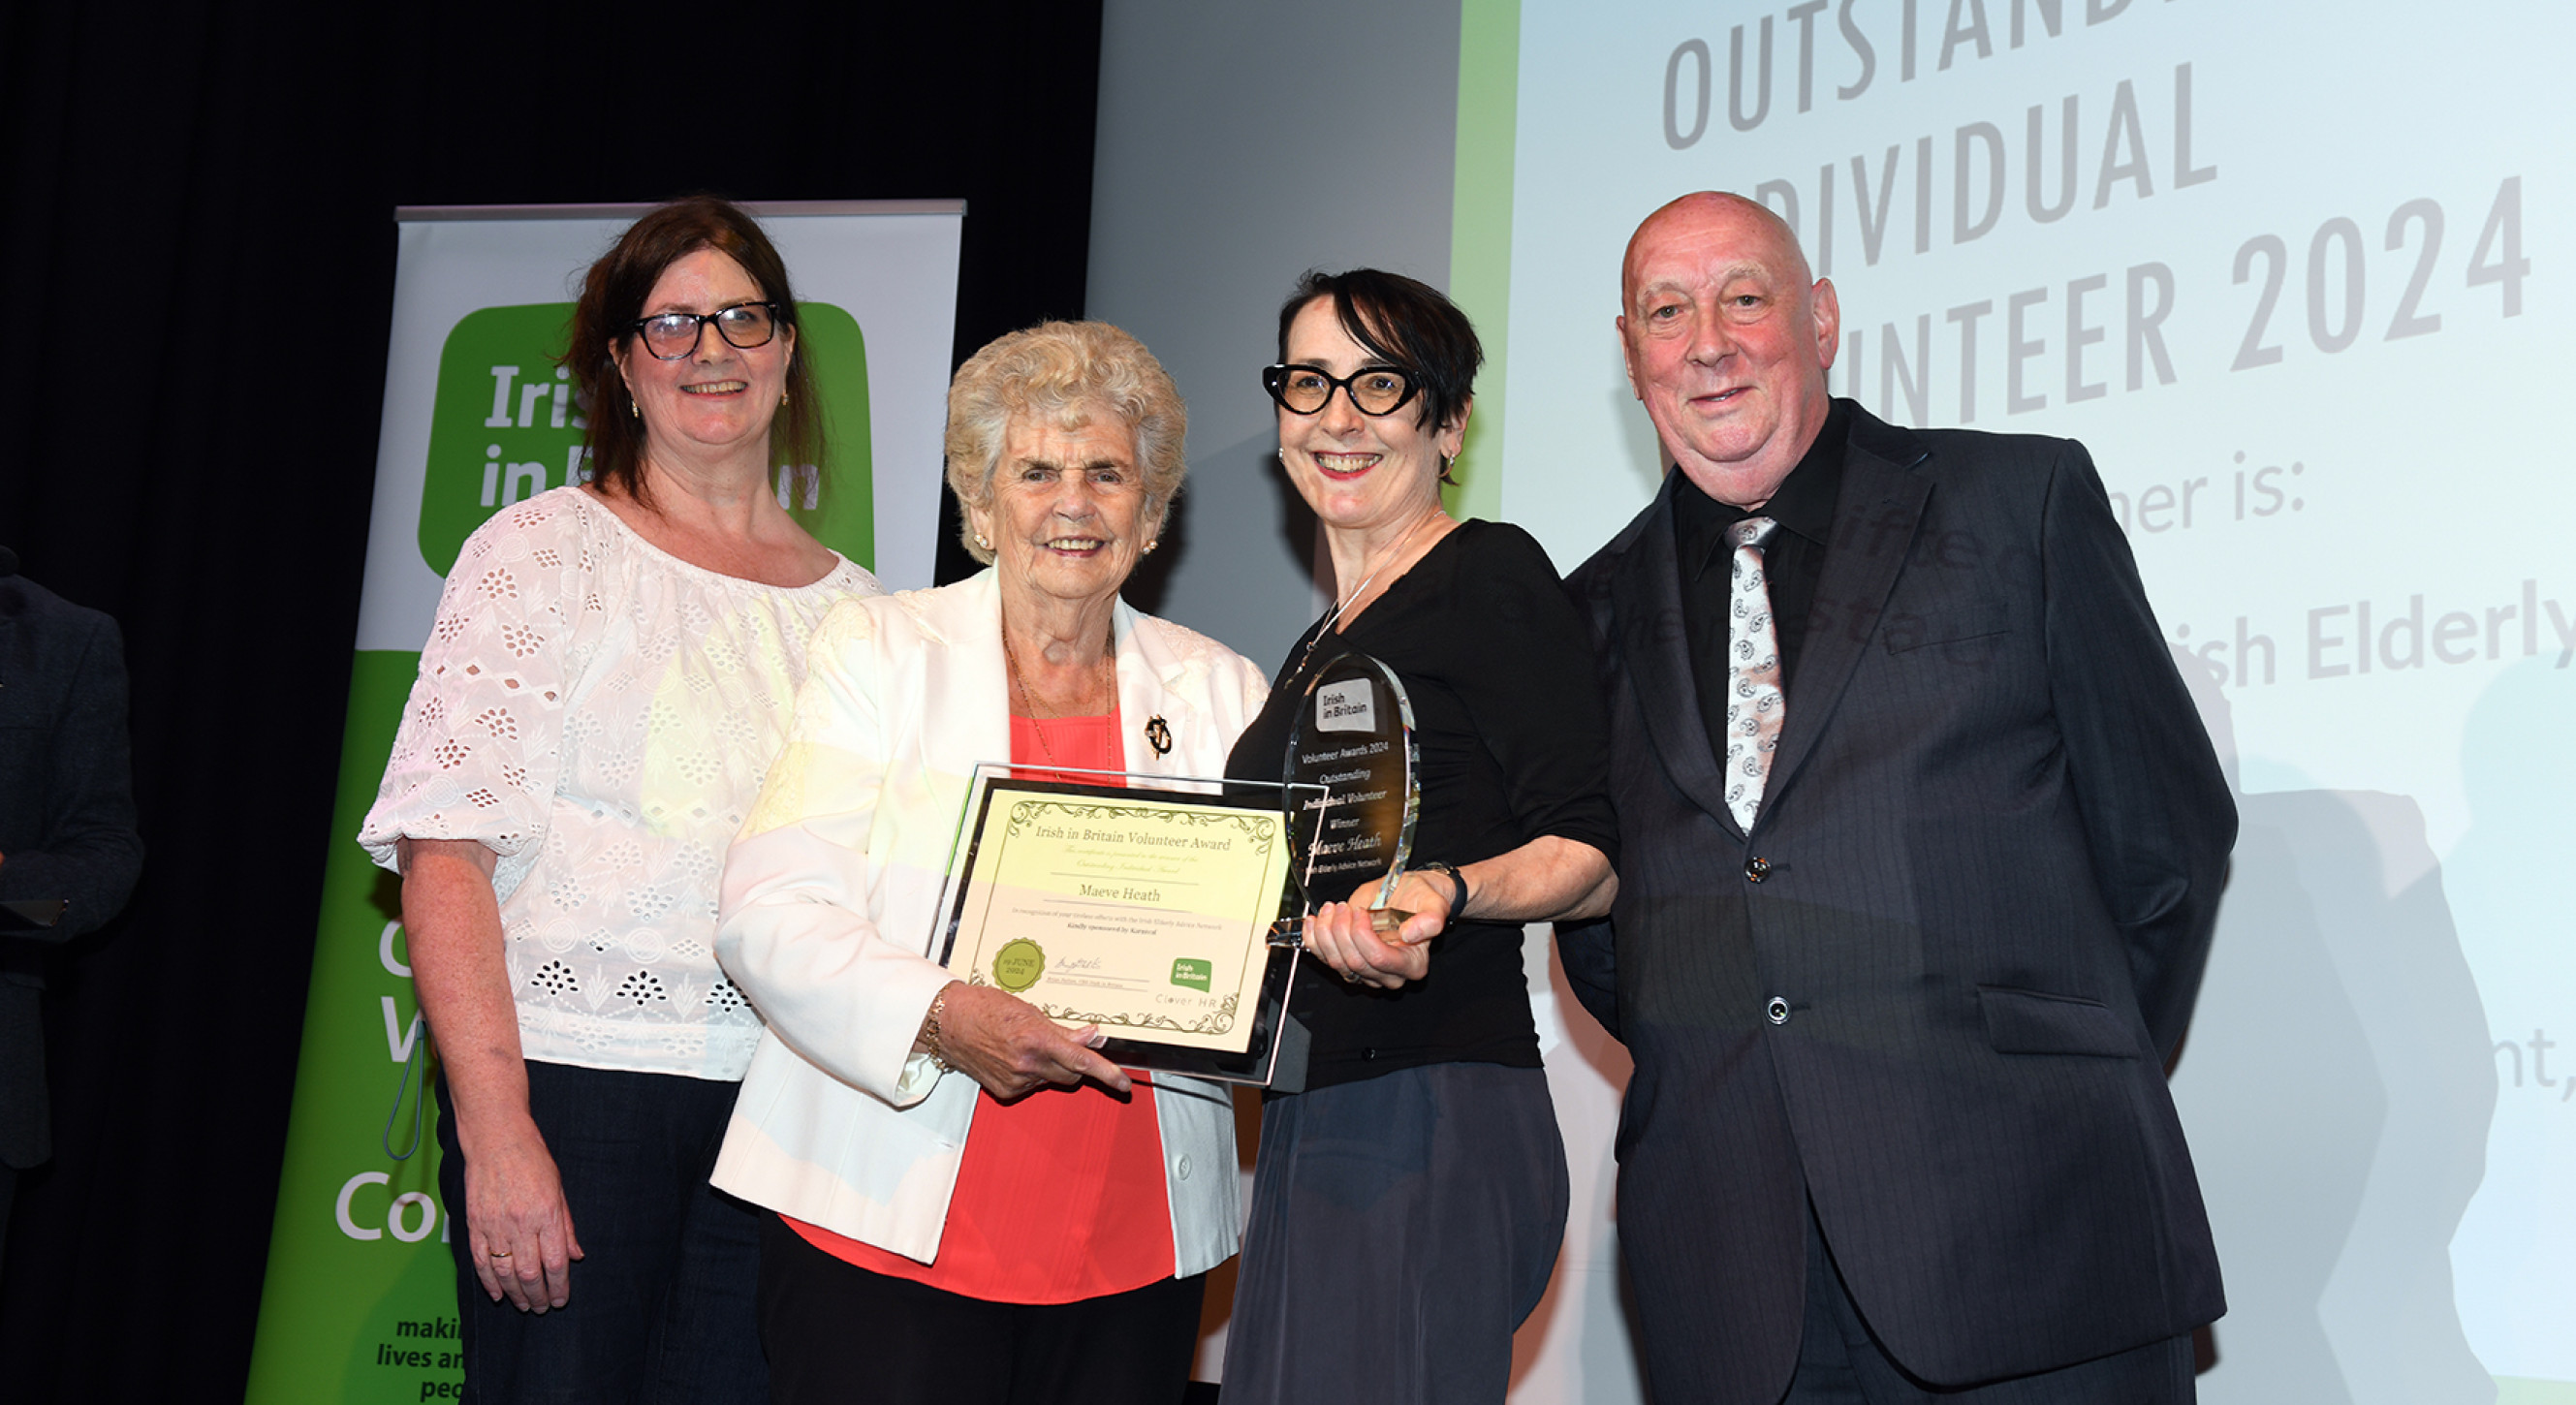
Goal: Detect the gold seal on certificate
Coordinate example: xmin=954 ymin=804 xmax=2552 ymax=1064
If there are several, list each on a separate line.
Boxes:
xmin=937 ymin=766 xmax=1310 ymax=1082
xmin=990 ymin=938 xmax=1047 ymax=992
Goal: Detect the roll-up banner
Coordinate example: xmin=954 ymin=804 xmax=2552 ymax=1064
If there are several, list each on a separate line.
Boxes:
xmin=1457 ymin=2 xmax=2572 ymax=1400
xmin=244 ymin=202 xmax=961 ymax=1404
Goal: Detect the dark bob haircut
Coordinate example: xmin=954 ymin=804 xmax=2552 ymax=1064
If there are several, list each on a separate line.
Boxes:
xmin=563 ymin=196 xmax=823 ymax=509
xmin=1275 ymin=267 xmax=1483 ymax=444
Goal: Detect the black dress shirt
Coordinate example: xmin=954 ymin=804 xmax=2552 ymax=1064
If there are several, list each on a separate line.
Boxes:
xmin=1674 ymin=400 xmax=1851 ymax=756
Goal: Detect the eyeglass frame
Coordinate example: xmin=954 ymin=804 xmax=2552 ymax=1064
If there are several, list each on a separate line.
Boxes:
xmin=625 ymin=301 xmax=788 ymax=360
xmin=1261 ymin=361 xmax=1424 ymax=419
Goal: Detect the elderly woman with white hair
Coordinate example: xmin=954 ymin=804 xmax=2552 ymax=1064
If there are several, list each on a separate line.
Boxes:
xmin=707 ymin=321 xmax=1264 ymax=1405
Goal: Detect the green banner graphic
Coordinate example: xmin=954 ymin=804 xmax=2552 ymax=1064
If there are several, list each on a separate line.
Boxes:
xmin=245 ymin=297 xmax=874 ymax=1404
xmin=415 ymin=302 xmax=875 ymax=577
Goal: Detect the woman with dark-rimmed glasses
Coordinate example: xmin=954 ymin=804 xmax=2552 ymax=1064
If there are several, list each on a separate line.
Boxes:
xmin=1219 ymin=268 xmax=1620 ymax=1405
xmin=361 ymin=196 xmax=880 ymax=1402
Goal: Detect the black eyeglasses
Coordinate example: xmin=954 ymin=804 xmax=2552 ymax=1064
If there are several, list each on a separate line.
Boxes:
xmin=1262 ymin=362 xmax=1421 ymax=417
xmin=627 ymin=302 xmax=784 ymax=359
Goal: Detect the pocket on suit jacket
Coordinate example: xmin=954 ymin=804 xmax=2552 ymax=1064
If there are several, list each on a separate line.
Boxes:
xmin=1977 ymin=985 xmax=2141 ymax=1057
xmin=1881 ymin=600 xmax=2009 ymax=654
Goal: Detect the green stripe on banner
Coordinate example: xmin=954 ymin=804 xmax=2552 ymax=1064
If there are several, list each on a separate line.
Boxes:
xmin=1447 ymin=0 xmax=1521 ymax=526
xmin=243 ymin=647 xmax=462 ymax=1404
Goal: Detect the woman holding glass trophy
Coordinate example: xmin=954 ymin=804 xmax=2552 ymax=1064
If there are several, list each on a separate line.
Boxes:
xmin=1221 ymin=269 xmax=1621 ymax=1404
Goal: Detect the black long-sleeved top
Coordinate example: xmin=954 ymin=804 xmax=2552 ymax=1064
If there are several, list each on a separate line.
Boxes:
xmin=1227 ymin=519 xmax=1619 ymax=1090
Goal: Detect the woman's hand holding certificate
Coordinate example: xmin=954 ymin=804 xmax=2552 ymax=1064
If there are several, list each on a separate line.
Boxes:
xmin=920 ymin=980 xmax=1133 ymax=1100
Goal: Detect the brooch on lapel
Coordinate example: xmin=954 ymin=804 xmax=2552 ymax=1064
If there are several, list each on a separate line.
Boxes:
xmin=1144 ymin=715 xmax=1173 ymax=757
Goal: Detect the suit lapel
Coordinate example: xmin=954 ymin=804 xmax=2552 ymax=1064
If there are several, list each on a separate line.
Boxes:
xmin=1114 ymin=602 xmax=1199 ymax=781
xmin=1758 ymin=419 xmax=1932 ymax=815
xmin=1612 ymin=475 xmax=1741 ymax=833
xmin=914 ymin=570 xmax=1014 ymax=774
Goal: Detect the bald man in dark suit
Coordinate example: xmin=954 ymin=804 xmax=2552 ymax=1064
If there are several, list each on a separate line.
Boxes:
xmin=1559 ymin=193 xmax=2233 ymax=1402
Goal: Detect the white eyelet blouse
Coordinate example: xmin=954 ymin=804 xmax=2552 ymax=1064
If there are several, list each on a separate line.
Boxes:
xmin=360 ymin=486 xmax=883 ymax=1079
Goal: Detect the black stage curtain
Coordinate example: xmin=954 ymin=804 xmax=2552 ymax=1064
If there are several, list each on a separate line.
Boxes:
xmin=0 ymin=3 xmax=1102 ymax=1397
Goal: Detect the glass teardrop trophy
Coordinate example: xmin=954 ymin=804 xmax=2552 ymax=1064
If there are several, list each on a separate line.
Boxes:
xmin=1281 ymin=651 xmax=1421 ymax=935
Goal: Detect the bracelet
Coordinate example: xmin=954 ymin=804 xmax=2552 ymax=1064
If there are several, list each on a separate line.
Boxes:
xmin=922 ymin=983 xmax=957 ymax=1072
xmin=1416 ymin=861 xmax=1469 ymax=921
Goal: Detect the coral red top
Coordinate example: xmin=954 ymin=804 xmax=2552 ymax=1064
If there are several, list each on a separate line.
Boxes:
xmin=784 ymin=709 xmax=1179 ymax=1302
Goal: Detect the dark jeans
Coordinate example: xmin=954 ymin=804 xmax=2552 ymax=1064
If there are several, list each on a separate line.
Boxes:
xmin=435 ymin=1060 xmax=766 ymax=1405
xmin=1788 ymin=1200 xmax=2196 ymax=1403
xmin=757 ymin=1213 xmax=1206 ymax=1405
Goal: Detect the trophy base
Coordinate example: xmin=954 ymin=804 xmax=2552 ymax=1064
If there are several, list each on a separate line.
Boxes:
xmin=1266 ymin=907 xmax=1420 ymax=948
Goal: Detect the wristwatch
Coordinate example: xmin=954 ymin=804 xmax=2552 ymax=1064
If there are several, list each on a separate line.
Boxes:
xmin=1415 ymin=861 xmax=1468 ymax=920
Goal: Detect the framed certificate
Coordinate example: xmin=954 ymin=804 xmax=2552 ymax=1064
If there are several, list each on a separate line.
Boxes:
xmin=934 ymin=765 xmax=1316 ymax=1084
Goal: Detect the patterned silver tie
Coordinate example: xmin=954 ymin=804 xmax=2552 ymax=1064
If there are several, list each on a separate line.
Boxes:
xmin=1724 ymin=516 xmax=1785 ymax=830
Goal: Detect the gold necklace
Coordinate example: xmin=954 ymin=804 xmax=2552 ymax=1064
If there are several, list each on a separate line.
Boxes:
xmin=1002 ymin=628 xmax=1113 ymax=767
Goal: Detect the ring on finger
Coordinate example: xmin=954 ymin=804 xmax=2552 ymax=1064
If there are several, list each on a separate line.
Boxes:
xmin=488 ymin=1248 xmax=513 ymax=1258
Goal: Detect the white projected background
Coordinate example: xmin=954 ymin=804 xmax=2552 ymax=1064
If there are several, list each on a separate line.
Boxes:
xmin=1491 ymin=1 xmax=2573 ymax=1399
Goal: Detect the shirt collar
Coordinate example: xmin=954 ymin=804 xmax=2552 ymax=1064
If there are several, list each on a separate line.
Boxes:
xmin=1674 ymin=398 xmax=1851 ymax=579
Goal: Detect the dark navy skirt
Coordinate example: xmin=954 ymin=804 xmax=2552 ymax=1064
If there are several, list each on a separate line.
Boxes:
xmin=1221 ymin=1062 xmax=1569 ymax=1404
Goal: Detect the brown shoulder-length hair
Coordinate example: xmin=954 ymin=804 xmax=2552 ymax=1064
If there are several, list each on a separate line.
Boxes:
xmin=562 ymin=196 xmax=823 ymax=509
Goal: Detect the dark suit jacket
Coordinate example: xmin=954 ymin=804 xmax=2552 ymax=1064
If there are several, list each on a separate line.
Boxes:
xmin=0 ymin=572 xmax=144 ymax=1169
xmin=1560 ymin=402 xmax=2232 ymax=1400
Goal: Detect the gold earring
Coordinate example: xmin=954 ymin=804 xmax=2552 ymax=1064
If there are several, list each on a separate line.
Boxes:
xmin=1143 ymin=539 xmax=1160 ymax=554
xmin=974 ymin=532 xmax=992 ymax=550
xmin=780 ymin=389 xmax=791 ymax=406
xmin=629 ymin=398 xmax=640 ymax=420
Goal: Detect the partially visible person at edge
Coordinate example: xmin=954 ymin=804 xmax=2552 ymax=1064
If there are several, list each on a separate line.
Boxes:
xmin=1217 ymin=269 xmax=1620 ymax=1405
xmin=1558 ymin=191 xmax=2232 ymax=1404
xmin=708 ymin=321 xmax=1263 ymax=1405
xmin=360 ymin=196 xmax=882 ymax=1403
xmin=0 ymin=546 xmax=145 ymax=1272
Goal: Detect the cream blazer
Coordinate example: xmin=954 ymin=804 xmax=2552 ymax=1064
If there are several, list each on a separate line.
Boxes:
xmin=709 ymin=571 xmax=1268 ymax=1275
